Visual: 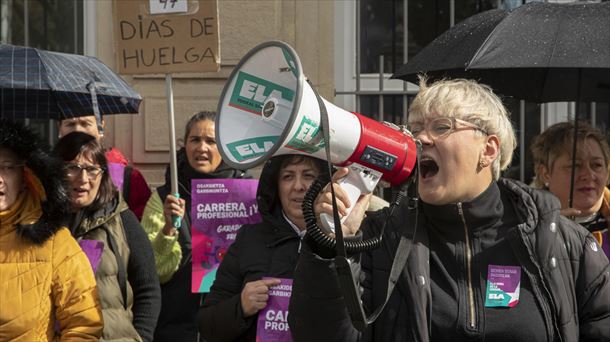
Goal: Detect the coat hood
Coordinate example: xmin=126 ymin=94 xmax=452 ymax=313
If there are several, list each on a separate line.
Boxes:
xmin=0 ymin=119 xmax=70 ymax=244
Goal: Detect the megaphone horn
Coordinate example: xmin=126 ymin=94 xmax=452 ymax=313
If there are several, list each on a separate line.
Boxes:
xmin=216 ymin=41 xmax=417 ymax=232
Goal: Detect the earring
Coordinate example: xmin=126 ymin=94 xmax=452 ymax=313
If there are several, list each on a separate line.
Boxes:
xmin=479 ymin=159 xmax=487 ymax=168
xmin=544 ymin=182 xmax=549 ymax=188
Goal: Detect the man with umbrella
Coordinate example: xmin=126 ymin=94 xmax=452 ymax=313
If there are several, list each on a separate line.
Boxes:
xmin=0 ymin=43 xmax=151 ymax=220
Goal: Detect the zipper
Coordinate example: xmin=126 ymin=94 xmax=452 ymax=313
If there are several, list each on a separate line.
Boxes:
xmin=457 ymin=202 xmax=476 ymax=329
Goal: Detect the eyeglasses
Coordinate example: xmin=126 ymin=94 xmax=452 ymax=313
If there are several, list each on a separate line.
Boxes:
xmin=408 ymin=117 xmax=487 ymax=140
xmin=65 ymin=163 xmax=104 ymax=179
xmin=0 ymin=164 xmax=24 ymax=177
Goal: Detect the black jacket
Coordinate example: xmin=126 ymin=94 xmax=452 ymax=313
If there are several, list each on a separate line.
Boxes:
xmin=289 ymin=178 xmax=610 ymax=342
xmin=198 ymin=156 xmax=313 ymax=342
xmin=154 ymin=148 xmax=250 ymax=342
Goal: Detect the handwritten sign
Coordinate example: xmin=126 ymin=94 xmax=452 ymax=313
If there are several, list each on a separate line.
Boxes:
xmin=113 ymin=0 xmax=220 ymax=74
xmin=191 ymin=179 xmax=261 ymax=292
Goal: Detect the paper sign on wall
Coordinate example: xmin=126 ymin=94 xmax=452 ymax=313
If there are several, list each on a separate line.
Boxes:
xmin=149 ymin=0 xmax=188 ymax=15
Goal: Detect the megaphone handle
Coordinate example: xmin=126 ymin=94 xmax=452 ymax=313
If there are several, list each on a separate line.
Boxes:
xmin=320 ymin=165 xmax=381 ymax=233
xmin=172 ymin=192 xmax=182 ymax=229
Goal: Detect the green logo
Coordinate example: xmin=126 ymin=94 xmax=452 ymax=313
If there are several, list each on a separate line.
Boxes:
xmin=226 ymin=136 xmax=279 ymax=162
xmin=229 ymin=72 xmax=295 ymax=115
xmin=286 ymin=117 xmax=325 ymax=154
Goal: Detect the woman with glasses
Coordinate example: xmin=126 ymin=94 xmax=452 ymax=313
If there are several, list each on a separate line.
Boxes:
xmin=288 ymin=78 xmax=610 ymax=341
xmin=0 ymin=119 xmax=102 ymax=341
xmin=531 ymin=121 xmax=610 ymax=259
xmin=54 ymin=131 xmax=161 ymax=342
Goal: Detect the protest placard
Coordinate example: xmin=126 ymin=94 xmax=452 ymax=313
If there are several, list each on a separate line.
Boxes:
xmin=113 ymin=0 xmax=220 ymax=74
xmin=256 ymin=278 xmax=293 ymax=342
xmin=191 ymin=178 xmax=261 ymax=292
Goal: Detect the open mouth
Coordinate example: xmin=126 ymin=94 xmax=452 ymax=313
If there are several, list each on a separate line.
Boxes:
xmin=73 ymin=188 xmax=88 ymax=196
xmin=195 ymin=155 xmax=209 ymax=162
xmin=419 ymin=156 xmax=439 ymax=179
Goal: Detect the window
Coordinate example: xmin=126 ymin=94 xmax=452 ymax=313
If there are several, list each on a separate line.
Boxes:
xmin=0 ymin=0 xmax=84 ymax=144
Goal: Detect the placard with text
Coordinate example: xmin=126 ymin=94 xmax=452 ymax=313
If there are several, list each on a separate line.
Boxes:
xmin=191 ymin=178 xmax=261 ymax=292
xmin=113 ymin=0 xmax=220 ymax=74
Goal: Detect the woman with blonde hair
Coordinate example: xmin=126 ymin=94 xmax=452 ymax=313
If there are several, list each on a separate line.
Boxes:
xmin=0 ymin=119 xmax=103 ymax=341
xmin=531 ymin=121 xmax=610 ymax=258
xmin=288 ymin=78 xmax=610 ymax=341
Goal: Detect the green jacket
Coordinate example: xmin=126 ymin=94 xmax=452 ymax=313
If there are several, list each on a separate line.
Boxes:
xmin=71 ymin=198 xmax=142 ymax=342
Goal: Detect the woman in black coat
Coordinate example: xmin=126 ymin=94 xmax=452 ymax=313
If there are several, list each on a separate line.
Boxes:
xmin=197 ymin=154 xmax=329 ymax=342
xmin=288 ymin=78 xmax=610 ymax=342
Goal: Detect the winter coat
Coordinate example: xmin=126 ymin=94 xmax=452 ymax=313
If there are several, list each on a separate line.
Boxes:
xmin=0 ymin=119 xmax=103 ymax=341
xmin=289 ymin=178 xmax=610 ymax=342
xmin=70 ymin=195 xmax=161 ymax=342
xmin=141 ymin=148 xmax=250 ymax=342
xmin=197 ymin=155 xmax=312 ymax=342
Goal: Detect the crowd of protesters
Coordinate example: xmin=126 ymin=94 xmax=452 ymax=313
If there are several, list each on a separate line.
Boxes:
xmin=1 ymin=77 xmax=609 ymax=342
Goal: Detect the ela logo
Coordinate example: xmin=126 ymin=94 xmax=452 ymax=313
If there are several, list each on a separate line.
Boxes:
xmin=286 ymin=117 xmax=325 ymax=153
xmin=229 ymin=72 xmax=295 ymax=115
xmin=226 ymin=136 xmax=279 ymax=162
xmin=488 ymin=293 xmax=505 ymax=300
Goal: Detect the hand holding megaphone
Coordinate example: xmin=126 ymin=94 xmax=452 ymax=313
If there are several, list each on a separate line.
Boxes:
xmin=315 ymin=167 xmax=373 ymax=237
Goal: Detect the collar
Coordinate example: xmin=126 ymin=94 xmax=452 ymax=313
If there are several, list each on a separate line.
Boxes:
xmin=282 ymin=210 xmax=306 ymax=238
xmin=422 ymin=182 xmax=504 ymax=238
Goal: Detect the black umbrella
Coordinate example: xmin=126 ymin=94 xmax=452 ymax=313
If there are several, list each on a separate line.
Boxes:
xmin=393 ymin=1 xmax=610 ymax=103
xmin=0 ymin=43 xmax=142 ymax=121
xmin=393 ymin=1 xmax=610 ymax=208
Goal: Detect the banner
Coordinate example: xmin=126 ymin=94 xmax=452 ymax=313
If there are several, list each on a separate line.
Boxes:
xmin=256 ymin=278 xmax=293 ymax=342
xmin=191 ymin=178 xmax=261 ymax=292
xmin=113 ymin=0 xmax=220 ymax=74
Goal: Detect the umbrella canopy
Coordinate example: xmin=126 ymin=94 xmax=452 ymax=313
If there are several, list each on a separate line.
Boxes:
xmin=0 ymin=43 xmax=142 ymax=120
xmin=393 ymin=1 xmax=610 ymax=103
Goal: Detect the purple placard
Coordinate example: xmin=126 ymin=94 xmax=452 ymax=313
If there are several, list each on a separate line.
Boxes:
xmin=256 ymin=278 xmax=293 ymax=342
xmin=191 ymin=179 xmax=261 ymax=292
xmin=78 ymin=239 xmax=104 ymax=274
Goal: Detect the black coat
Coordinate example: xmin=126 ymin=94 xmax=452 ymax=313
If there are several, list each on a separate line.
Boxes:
xmin=198 ymin=156 xmax=310 ymax=342
xmin=288 ymin=178 xmax=610 ymax=342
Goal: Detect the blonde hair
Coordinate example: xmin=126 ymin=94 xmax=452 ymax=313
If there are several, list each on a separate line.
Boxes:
xmin=530 ymin=121 xmax=610 ymax=188
xmin=408 ymin=77 xmax=516 ymax=180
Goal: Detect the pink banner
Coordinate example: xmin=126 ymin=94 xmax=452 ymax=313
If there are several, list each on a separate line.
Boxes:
xmin=191 ymin=179 xmax=261 ymax=292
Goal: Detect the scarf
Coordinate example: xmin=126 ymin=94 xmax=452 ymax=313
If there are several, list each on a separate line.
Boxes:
xmin=0 ymin=168 xmax=45 ymax=230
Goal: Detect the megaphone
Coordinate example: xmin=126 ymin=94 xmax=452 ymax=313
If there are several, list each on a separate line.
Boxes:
xmin=216 ymin=41 xmax=417 ymax=232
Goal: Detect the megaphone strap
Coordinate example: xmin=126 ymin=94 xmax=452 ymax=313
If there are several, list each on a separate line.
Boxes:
xmin=307 ymin=80 xmax=419 ymax=331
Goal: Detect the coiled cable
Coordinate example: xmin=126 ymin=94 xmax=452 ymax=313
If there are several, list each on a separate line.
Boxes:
xmin=302 ymin=177 xmax=413 ymax=254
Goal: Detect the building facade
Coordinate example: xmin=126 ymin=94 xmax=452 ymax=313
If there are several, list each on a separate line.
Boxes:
xmin=1 ymin=0 xmax=608 ymax=187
